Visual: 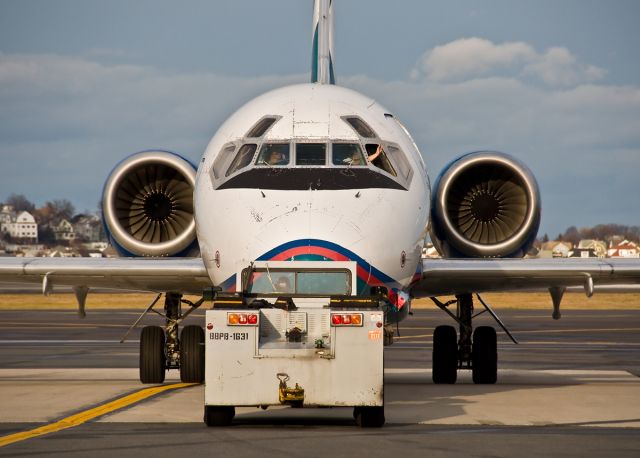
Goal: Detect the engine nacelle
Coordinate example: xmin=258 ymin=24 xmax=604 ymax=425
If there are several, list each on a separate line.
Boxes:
xmin=430 ymin=151 xmax=540 ymax=258
xmin=102 ymin=150 xmax=198 ymax=257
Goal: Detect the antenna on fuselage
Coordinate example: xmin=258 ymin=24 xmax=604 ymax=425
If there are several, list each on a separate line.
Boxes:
xmin=311 ymin=0 xmax=335 ymax=84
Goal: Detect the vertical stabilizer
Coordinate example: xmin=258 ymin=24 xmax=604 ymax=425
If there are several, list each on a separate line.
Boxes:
xmin=311 ymin=0 xmax=335 ymax=84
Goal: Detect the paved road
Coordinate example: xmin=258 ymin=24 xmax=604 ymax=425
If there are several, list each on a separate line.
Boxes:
xmin=1 ymin=308 xmax=639 ymax=457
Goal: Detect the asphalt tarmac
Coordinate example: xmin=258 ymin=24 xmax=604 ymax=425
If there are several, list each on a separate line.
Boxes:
xmin=1 ymin=307 xmax=639 ymax=457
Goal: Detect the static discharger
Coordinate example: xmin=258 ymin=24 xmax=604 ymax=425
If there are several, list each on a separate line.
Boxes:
xmin=277 ymin=373 xmax=305 ymax=405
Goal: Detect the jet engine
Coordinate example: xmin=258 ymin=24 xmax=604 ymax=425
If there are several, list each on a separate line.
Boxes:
xmin=102 ymin=151 xmax=198 ymax=257
xmin=430 ymin=151 xmax=540 ymax=258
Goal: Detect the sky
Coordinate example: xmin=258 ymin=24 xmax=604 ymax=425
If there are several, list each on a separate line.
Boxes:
xmin=0 ymin=0 xmax=639 ymax=238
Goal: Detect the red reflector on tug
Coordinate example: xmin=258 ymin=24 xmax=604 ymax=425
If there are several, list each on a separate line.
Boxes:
xmin=227 ymin=313 xmax=259 ymax=326
xmin=330 ymin=313 xmax=363 ymax=327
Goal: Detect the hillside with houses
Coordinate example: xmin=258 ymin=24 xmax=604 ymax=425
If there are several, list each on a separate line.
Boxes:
xmin=0 ymin=195 xmax=114 ymax=258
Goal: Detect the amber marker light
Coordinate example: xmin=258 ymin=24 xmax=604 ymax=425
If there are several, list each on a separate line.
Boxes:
xmin=227 ymin=313 xmax=259 ymax=326
xmin=330 ymin=313 xmax=364 ymax=327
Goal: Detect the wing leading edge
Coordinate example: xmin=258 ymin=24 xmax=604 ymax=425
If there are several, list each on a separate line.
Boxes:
xmin=0 ymin=257 xmax=211 ymax=295
xmin=412 ymin=257 xmax=640 ymax=297
xmin=2 ymin=256 xmax=639 ymax=299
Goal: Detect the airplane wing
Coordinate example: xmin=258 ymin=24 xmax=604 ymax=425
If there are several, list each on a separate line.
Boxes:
xmin=0 ymin=257 xmax=212 ymax=295
xmin=412 ymin=257 xmax=640 ymax=297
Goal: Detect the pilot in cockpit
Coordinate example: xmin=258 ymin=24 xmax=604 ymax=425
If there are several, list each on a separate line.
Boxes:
xmin=346 ymin=144 xmax=383 ymax=166
xmin=258 ymin=144 xmax=289 ymax=166
xmin=366 ymin=145 xmax=384 ymax=164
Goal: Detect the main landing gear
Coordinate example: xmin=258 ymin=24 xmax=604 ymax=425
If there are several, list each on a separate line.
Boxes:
xmin=123 ymin=292 xmax=205 ymax=384
xmin=431 ymin=293 xmax=517 ymax=384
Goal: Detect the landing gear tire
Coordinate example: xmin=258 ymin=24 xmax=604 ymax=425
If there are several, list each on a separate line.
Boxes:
xmin=140 ymin=325 xmax=166 ymax=384
xmin=354 ymin=406 xmax=385 ymax=428
xmin=472 ymin=326 xmax=497 ymax=384
xmin=432 ymin=325 xmax=458 ymax=384
xmin=204 ymin=406 xmax=235 ymax=427
xmin=180 ymin=325 xmax=205 ymax=383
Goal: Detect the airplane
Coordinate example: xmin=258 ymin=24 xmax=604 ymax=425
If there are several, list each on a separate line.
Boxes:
xmin=1 ymin=0 xmax=639 ymax=394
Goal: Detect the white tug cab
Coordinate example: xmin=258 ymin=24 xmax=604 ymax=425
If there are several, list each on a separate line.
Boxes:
xmin=204 ymin=261 xmax=386 ymax=427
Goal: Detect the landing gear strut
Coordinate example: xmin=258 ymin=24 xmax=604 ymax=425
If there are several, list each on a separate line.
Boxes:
xmin=164 ymin=292 xmax=182 ymax=371
xmin=125 ymin=292 xmax=205 ymax=384
xmin=431 ymin=293 xmax=507 ymax=385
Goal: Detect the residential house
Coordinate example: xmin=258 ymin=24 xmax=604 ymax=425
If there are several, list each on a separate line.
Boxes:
xmin=72 ymin=214 xmax=104 ymax=242
xmin=539 ymin=241 xmax=572 ymax=258
xmin=0 ymin=205 xmax=16 ymax=234
xmin=6 ymin=211 xmax=38 ymax=242
xmin=53 ymin=219 xmax=75 ymax=241
xmin=573 ymin=239 xmax=607 ymax=258
xmin=608 ymin=240 xmax=639 ymax=258
xmin=569 ymin=247 xmax=597 ymax=258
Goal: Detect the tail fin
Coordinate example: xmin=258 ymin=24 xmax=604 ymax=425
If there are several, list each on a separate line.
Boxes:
xmin=311 ymin=0 xmax=336 ymax=84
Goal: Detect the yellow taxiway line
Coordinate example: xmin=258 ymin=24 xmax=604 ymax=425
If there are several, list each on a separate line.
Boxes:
xmin=0 ymin=382 xmax=197 ymax=448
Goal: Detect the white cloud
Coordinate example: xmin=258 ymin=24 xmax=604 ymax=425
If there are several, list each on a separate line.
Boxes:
xmin=411 ymin=37 xmax=535 ymax=82
xmin=411 ymin=38 xmax=606 ymax=87
xmin=523 ymin=47 xmax=607 ymax=86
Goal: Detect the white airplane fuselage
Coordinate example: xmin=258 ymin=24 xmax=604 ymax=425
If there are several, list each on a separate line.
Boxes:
xmin=194 ymin=84 xmax=430 ymax=296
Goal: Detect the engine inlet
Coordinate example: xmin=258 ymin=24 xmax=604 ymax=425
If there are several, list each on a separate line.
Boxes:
xmin=431 ymin=152 xmax=540 ymax=258
xmin=103 ymin=151 xmax=197 ymax=256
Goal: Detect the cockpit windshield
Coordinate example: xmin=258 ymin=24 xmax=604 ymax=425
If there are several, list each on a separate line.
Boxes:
xmin=255 ymin=143 xmax=290 ymax=166
xmin=296 ymin=143 xmax=326 ymax=166
xmin=332 ymin=143 xmax=366 ymax=166
xmin=366 ymin=144 xmax=396 ymax=176
xmin=225 ymin=144 xmax=257 ymax=177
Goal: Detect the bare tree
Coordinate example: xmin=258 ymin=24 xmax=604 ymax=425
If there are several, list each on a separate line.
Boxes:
xmin=51 ymin=199 xmax=76 ymax=221
xmin=4 ymin=194 xmax=35 ymax=213
xmin=563 ymin=226 xmax=580 ymax=246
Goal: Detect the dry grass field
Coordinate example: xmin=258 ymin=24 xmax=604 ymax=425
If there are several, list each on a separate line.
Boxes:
xmin=0 ymin=293 xmax=203 ymax=310
xmin=411 ymin=291 xmax=640 ymax=310
xmin=0 ymin=291 xmax=638 ymax=310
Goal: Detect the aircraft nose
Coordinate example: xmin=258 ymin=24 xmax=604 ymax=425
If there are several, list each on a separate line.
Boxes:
xmin=251 ymin=197 xmax=370 ymax=253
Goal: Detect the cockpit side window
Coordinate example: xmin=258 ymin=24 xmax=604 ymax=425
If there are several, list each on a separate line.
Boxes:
xmin=344 ymin=117 xmax=376 ymax=138
xmin=212 ymin=143 xmax=236 ymax=179
xmin=255 ymin=143 xmax=290 ymax=166
xmin=366 ymin=144 xmax=397 ymax=176
xmin=225 ymin=144 xmax=257 ymax=177
xmin=332 ymin=143 xmax=366 ymax=166
xmin=385 ymin=144 xmax=413 ymax=182
xmin=245 ymin=116 xmax=279 ymax=138
xmin=296 ymin=143 xmax=326 ymax=166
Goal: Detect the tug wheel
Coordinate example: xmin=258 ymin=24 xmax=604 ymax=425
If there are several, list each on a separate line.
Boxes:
xmin=354 ymin=406 xmax=385 ymax=428
xmin=204 ymin=406 xmax=235 ymax=427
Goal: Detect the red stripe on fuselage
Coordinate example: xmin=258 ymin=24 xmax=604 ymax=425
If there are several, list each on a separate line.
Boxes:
xmin=267 ymin=245 xmax=384 ymax=286
xmin=270 ymin=246 xmax=349 ymax=262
